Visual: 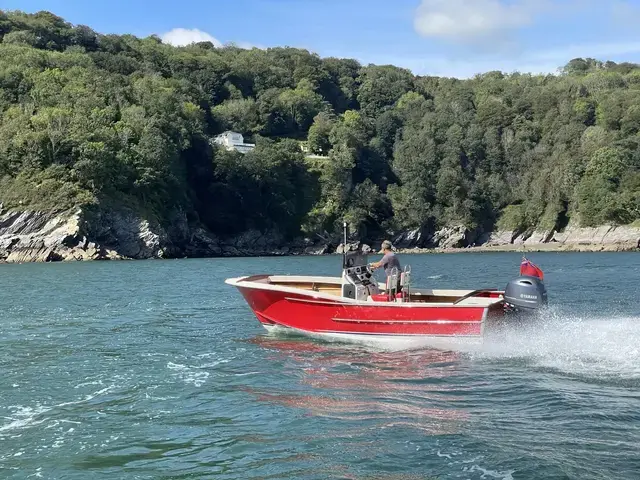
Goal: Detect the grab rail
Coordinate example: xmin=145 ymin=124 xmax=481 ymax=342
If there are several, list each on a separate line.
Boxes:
xmin=452 ymin=289 xmax=499 ymax=305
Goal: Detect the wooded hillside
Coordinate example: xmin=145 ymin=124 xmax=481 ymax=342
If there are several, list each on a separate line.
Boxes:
xmin=1 ymin=10 xmax=638 ymax=243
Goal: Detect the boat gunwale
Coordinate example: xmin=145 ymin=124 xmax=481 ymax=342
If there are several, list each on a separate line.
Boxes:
xmin=225 ymin=275 xmax=504 ymax=309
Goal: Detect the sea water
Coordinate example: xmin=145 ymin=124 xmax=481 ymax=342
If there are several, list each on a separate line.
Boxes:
xmin=0 ymin=252 xmax=638 ymax=479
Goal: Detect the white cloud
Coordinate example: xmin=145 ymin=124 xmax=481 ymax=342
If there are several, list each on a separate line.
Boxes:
xmin=161 ymin=28 xmax=222 ymax=47
xmin=160 ymin=28 xmax=262 ymax=49
xmin=414 ymin=0 xmax=543 ymax=41
xmin=369 ymin=54 xmax=558 ymax=79
xmin=408 ymin=0 xmax=640 ymax=74
xmin=354 ymin=40 xmax=640 ymax=79
xmin=413 ymin=0 xmax=640 ymax=43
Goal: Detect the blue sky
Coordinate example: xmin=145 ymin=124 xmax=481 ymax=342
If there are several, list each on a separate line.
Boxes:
xmin=5 ymin=0 xmax=640 ymax=78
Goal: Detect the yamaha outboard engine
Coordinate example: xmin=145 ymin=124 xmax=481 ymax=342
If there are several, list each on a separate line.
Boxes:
xmin=503 ymin=276 xmax=547 ymax=313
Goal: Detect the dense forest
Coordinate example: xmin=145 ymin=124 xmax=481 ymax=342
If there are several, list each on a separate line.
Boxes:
xmin=0 ymin=10 xmax=638 ymax=244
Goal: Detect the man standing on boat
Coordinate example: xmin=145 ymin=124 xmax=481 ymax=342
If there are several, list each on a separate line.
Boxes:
xmin=369 ymin=240 xmax=401 ymax=288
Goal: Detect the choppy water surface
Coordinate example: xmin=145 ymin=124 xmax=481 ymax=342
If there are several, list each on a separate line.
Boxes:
xmin=0 ymin=252 xmax=639 ymax=479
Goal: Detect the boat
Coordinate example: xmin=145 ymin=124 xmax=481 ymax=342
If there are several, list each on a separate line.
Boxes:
xmin=225 ymin=228 xmax=547 ymax=348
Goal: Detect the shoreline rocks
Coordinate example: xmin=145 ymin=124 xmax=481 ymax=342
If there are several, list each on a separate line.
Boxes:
xmin=0 ymin=209 xmax=121 ymax=263
xmin=475 ymin=224 xmax=640 ymax=253
xmin=0 ymin=208 xmax=638 ymax=264
xmin=0 ymin=207 xmax=321 ymax=263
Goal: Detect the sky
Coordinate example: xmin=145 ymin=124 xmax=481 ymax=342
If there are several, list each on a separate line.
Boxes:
xmin=4 ymin=0 xmax=640 ymax=78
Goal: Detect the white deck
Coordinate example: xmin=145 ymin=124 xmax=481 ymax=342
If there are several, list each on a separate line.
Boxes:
xmin=225 ymin=275 xmax=504 ymax=308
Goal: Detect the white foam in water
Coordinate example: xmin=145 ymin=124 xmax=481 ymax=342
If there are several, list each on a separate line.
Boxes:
xmin=0 ymin=386 xmax=117 ymax=436
xmin=0 ymin=406 xmax=49 ymax=433
xmin=167 ymin=362 xmax=210 ymax=387
xmin=467 ymin=309 xmax=640 ymax=380
xmin=26 ymin=467 xmax=43 ymax=478
xmin=262 ymin=311 xmax=640 ymax=379
xmin=464 ymin=464 xmax=515 ymax=480
xmin=436 ymin=450 xmax=517 ymax=479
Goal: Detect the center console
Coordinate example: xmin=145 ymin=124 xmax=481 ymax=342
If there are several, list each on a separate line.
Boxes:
xmin=341 ymin=251 xmax=380 ymax=300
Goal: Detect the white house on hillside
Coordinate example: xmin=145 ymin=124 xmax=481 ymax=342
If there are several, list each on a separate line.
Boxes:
xmin=213 ymin=131 xmax=255 ymax=154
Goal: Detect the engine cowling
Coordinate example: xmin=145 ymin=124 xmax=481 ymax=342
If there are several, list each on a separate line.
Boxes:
xmin=503 ymin=275 xmax=547 ymax=312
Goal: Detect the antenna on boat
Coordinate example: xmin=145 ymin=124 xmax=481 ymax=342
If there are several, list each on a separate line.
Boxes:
xmin=343 ymin=221 xmax=347 ymax=247
xmin=342 ymin=221 xmax=348 ymax=267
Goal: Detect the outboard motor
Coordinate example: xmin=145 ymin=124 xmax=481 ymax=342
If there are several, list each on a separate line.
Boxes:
xmin=503 ymin=276 xmax=547 ymax=313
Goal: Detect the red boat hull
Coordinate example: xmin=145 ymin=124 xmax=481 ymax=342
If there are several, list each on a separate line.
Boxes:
xmin=232 ymin=279 xmax=503 ymax=341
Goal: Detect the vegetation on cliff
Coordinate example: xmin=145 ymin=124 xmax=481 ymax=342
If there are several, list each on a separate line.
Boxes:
xmin=0 ymin=10 xmax=638 ymax=243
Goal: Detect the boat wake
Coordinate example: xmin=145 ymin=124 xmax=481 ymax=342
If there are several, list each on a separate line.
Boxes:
xmin=260 ymin=309 xmax=640 ymax=382
xmin=467 ymin=309 xmax=640 ymax=382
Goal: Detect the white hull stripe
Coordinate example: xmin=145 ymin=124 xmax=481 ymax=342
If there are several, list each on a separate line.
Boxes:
xmin=331 ymin=318 xmax=481 ymax=325
xmin=317 ymin=331 xmax=482 ymax=338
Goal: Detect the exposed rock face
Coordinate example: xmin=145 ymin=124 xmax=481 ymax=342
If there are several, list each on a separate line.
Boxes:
xmin=1 ymin=210 xmax=100 ymax=262
xmin=477 ymin=230 xmax=513 ymax=246
xmin=550 ymin=225 xmax=639 ymax=246
xmin=431 ymin=226 xmax=479 ymax=249
xmin=393 ymin=225 xmax=482 ymax=250
xmin=0 ymin=206 xmax=306 ymax=263
xmin=84 ymin=209 xmax=164 ymax=259
xmin=0 ymin=207 xmax=202 ymax=263
xmin=390 ymin=222 xmax=639 ymax=253
xmin=1 ymin=204 xmax=638 ymax=264
xmin=304 ymin=243 xmax=331 ymax=255
xmin=335 ymin=242 xmax=363 ymax=254
xmin=480 ymin=224 xmax=640 ymax=251
xmin=392 ymin=227 xmax=432 ymax=249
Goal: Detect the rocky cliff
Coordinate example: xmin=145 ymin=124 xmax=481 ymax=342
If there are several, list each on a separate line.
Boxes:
xmin=1 ymin=205 xmax=638 ymax=263
xmin=479 ymin=224 xmax=640 ymax=252
xmin=0 ymin=205 xmax=303 ymax=263
xmin=391 ymin=223 xmax=640 ymax=253
xmin=0 ymin=208 xmax=112 ymax=263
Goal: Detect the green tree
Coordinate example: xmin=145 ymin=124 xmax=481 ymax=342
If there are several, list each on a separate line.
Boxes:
xmin=212 ymin=98 xmax=261 ymax=134
xmin=307 ymin=111 xmax=335 ymax=154
xmin=357 ymin=65 xmax=414 ymax=117
xmin=0 ymin=8 xmax=638 ymax=250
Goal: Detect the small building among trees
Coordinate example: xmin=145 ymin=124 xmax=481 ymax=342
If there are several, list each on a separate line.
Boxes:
xmin=213 ymin=131 xmax=255 ymax=154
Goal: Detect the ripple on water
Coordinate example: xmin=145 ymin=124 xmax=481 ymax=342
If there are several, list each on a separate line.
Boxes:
xmin=0 ymin=254 xmax=639 ymax=479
